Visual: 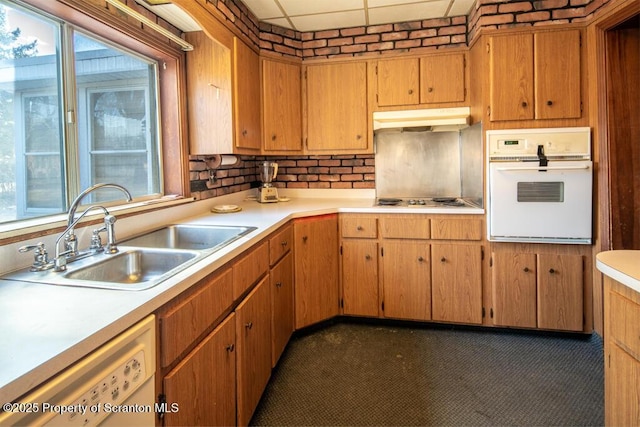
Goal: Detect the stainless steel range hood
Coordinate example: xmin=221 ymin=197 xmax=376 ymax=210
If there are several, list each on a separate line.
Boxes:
xmin=373 ymin=107 xmax=471 ymax=132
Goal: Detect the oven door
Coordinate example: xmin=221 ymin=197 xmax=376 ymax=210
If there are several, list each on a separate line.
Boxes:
xmin=488 ymin=160 xmax=592 ymax=243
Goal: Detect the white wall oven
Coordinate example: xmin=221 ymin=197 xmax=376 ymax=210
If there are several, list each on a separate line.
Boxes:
xmin=487 ymin=127 xmax=592 ymax=244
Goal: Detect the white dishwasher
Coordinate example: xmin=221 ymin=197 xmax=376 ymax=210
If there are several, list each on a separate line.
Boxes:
xmin=0 ymin=315 xmax=156 ymax=427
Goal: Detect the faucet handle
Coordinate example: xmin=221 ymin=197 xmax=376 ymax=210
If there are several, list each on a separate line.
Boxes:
xmin=19 ymin=242 xmax=51 ymax=271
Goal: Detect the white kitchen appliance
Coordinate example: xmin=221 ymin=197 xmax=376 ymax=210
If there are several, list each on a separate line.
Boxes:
xmin=258 ymin=161 xmax=279 ymax=203
xmin=487 ymin=127 xmax=592 ymax=244
xmin=0 ymin=315 xmax=156 ymax=426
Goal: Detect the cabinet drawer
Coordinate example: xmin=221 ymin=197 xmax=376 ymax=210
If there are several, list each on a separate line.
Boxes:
xmin=431 ymin=218 xmax=482 ymax=240
xmin=233 ymin=241 xmax=269 ymax=300
xmin=269 ymin=225 xmax=292 ymax=266
xmin=380 ymin=216 xmax=430 ymax=239
xmin=341 ymin=216 xmax=378 ymax=238
xmin=610 ymin=290 xmax=640 ymax=359
xmin=160 ymin=268 xmax=233 ymax=367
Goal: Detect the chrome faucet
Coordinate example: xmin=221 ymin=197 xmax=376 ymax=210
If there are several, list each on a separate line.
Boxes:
xmin=54 ymin=205 xmax=110 ymax=271
xmin=65 ymin=183 xmax=132 ymax=257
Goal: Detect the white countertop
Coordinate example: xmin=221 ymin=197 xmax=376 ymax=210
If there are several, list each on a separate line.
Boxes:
xmin=0 ymin=190 xmax=483 ymax=404
xmin=596 ymin=250 xmax=640 ymax=295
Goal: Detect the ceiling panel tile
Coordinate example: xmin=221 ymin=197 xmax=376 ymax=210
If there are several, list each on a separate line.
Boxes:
xmin=290 ymin=9 xmax=366 ymax=32
xmin=263 ymin=17 xmax=293 ymax=29
xmin=448 ymin=0 xmax=475 ymax=16
xmin=279 ymin=0 xmax=364 ymax=16
xmin=368 ymin=0 xmax=428 ymax=8
xmin=242 ymin=0 xmax=284 ymax=19
xmin=368 ymin=0 xmax=449 ymax=25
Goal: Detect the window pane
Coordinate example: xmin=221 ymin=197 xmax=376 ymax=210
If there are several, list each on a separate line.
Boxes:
xmin=75 ymin=32 xmax=161 ymax=204
xmin=0 ymin=2 xmax=64 ymax=222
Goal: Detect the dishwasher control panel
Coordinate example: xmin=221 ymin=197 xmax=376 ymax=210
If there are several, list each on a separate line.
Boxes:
xmin=50 ymin=349 xmax=147 ymax=426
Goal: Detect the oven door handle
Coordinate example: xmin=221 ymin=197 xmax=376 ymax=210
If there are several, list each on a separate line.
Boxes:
xmin=494 ymin=165 xmax=590 ymax=171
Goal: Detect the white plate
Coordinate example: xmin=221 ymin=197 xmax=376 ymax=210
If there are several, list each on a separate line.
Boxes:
xmin=278 ymin=197 xmax=291 ymax=202
xmin=211 ymin=204 xmax=242 ymax=213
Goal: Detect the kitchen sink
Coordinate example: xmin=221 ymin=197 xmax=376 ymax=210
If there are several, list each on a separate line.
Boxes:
xmin=122 ymin=224 xmax=256 ymax=251
xmin=2 ymin=248 xmax=202 ymax=291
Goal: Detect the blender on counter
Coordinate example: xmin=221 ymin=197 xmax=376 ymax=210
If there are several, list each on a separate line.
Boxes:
xmin=258 ymin=161 xmax=279 ymax=203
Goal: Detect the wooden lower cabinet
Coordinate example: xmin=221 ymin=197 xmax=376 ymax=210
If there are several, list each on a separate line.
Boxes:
xmin=604 ymin=276 xmax=640 ymax=426
xmin=341 ymin=240 xmax=379 ymax=316
xmin=294 ymin=214 xmax=339 ymax=328
xmin=381 ymin=241 xmax=431 ymax=321
xmin=236 ymin=276 xmax=272 ymax=426
xmin=492 ymin=250 xmax=584 ymax=331
xmin=431 ymin=244 xmax=483 ymax=324
xmin=163 ymin=313 xmax=236 ymax=427
xmin=271 ymin=251 xmax=294 ymax=367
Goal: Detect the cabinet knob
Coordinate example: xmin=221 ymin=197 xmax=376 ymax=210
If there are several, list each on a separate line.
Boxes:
xmin=271 ymin=134 xmax=277 ymax=141
xmin=418 ymin=256 xmax=424 ymax=262
xmin=523 ymin=267 xmax=530 ymax=272
xmin=408 ymin=89 xmax=414 ymax=95
xmin=226 ymin=344 xmax=235 ymax=352
xmin=546 ymin=100 xmax=553 ymax=106
xmin=302 ymin=236 xmax=308 ymax=243
xmin=521 ymin=101 xmax=528 ymax=108
xmin=440 ymin=257 xmax=446 ymax=263
xmin=365 ymin=254 xmax=372 ymax=260
xmin=357 ymin=226 xmax=363 ymax=231
xmin=245 ymin=322 xmax=253 ymax=329
xmin=356 ymin=134 xmax=362 ymax=140
xmin=428 ymin=87 xmax=433 ymax=93
xmin=276 ymin=282 xmax=282 ymax=288
xmin=549 ymin=268 xmax=556 ymax=274
xmin=281 ymin=241 xmax=288 ymax=247
xmin=242 ymin=129 xmax=248 ymax=136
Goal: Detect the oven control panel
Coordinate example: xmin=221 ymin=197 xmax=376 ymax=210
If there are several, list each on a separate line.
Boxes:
xmin=487 ymin=127 xmax=591 ymax=160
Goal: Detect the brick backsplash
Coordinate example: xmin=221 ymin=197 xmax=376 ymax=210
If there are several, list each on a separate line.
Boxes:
xmin=189 ymin=155 xmax=375 ymax=200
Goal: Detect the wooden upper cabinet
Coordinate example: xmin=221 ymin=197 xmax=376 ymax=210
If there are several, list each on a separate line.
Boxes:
xmin=420 ymin=53 xmax=466 ymax=104
xmin=489 ymin=32 xmax=534 ymax=121
xmin=377 ymin=58 xmax=419 ymax=106
xmin=488 ymin=29 xmax=582 ymax=122
xmin=185 ymin=32 xmax=233 ymax=155
xmin=233 ymin=37 xmax=261 ymax=152
xmin=306 ymin=62 xmax=369 ymax=152
xmin=534 ymin=29 xmax=582 ymax=120
xmin=262 ymin=58 xmax=302 ymax=152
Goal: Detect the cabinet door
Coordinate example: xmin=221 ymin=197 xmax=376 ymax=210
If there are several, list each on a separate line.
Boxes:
xmin=489 ymin=33 xmax=534 ymax=121
xmin=236 ymin=277 xmax=271 ymax=426
xmin=342 ymin=240 xmax=379 ymax=317
xmin=377 ymin=58 xmax=419 ymax=106
xmin=534 ymin=30 xmax=581 ymax=120
xmin=186 ymin=32 xmax=232 ymax=155
xmin=432 ymin=244 xmax=482 ymax=324
xmin=163 ymin=313 xmax=236 ymax=427
xmin=606 ymin=343 xmax=640 ymax=426
xmin=262 ymin=59 xmax=302 ymax=152
xmin=306 ymin=62 xmax=368 ymax=152
xmin=382 ymin=241 xmax=431 ymax=321
xmin=294 ymin=215 xmax=339 ymax=328
xmin=271 ymin=252 xmax=294 ymax=367
xmin=233 ymin=37 xmax=261 ymax=151
xmin=537 ymin=254 xmax=583 ymax=331
xmin=491 ymin=252 xmax=537 ymax=328
xmin=420 ymin=53 xmax=465 ymax=104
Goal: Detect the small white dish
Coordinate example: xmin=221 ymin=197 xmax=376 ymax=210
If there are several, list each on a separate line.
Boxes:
xmin=211 ymin=204 xmax=242 ymax=213
xmin=278 ymin=197 xmax=291 ymax=202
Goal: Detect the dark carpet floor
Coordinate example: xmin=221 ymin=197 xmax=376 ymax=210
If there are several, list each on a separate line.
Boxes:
xmin=251 ymin=320 xmax=604 ymax=426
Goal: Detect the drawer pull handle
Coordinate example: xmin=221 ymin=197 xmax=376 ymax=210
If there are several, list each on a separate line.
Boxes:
xmin=281 ymin=241 xmax=288 ymax=247
xmin=226 ymin=344 xmax=235 ymax=352
xmin=549 ymin=268 xmax=556 ymax=274
xmin=357 ymin=226 xmax=363 ymax=231
xmin=523 ymin=267 xmax=530 ymax=272
xmin=245 ymin=322 xmax=253 ymax=330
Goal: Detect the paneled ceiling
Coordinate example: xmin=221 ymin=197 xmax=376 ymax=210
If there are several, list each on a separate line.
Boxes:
xmin=137 ymin=0 xmax=476 ymax=33
xmin=241 ymin=0 xmax=476 ymax=32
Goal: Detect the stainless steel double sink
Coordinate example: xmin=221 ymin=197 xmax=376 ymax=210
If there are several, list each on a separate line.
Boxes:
xmin=3 ymin=224 xmax=256 ymax=291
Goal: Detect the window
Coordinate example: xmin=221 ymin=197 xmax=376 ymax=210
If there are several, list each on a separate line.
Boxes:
xmin=0 ymin=0 xmax=163 ymax=224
